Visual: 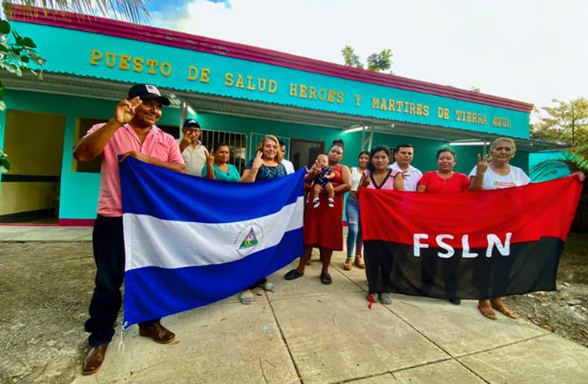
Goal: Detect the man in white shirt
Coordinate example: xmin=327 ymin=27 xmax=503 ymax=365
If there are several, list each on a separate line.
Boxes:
xmin=389 ymin=144 xmax=422 ymax=191
xmin=177 ymin=119 xmax=209 ymax=176
xmin=279 ymin=140 xmax=295 ymax=174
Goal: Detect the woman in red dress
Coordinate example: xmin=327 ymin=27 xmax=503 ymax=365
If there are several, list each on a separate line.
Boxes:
xmin=284 ymin=140 xmax=351 ymax=284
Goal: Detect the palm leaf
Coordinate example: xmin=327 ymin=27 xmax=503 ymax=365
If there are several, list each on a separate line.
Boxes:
xmin=531 ymin=151 xmax=588 ymax=180
xmin=6 ymin=0 xmax=151 ymax=24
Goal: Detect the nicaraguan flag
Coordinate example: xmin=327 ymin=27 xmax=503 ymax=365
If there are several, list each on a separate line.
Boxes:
xmin=120 ymin=157 xmax=305 ymax=328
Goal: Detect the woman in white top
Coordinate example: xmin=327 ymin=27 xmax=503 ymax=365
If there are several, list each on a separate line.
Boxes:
xmin=469 ymin=137 xmax=530 ymax=320
xmin=344 ymin=151 xmax=370 ymax=271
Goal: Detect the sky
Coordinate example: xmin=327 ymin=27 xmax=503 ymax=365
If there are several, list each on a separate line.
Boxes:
xmin=142 ymin=0 xmax=587 ymax=119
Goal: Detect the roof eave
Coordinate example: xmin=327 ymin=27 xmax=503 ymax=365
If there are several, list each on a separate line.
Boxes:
xmin=5 ymin=4 xmax=534 ymax=114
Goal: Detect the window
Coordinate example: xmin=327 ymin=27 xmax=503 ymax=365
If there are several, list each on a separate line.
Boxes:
xmin=72 ymin=119 xmax=247 ymax=174
xmin=200 ymin=130 xmax=248 ymax=173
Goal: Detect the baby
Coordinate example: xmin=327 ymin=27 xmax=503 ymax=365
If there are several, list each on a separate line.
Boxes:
xmin=312 ymin=154 xmax=335 ymax=208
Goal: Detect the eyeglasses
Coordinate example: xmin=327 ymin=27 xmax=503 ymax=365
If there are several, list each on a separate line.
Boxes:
xmin=493 ymin=146 xmax=513 ymax=152
xmin=184 ymin=129 xmax=201 ymax=133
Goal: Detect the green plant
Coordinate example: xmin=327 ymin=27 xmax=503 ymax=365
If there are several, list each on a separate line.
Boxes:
xmin=0 ymin=19 xmax=46 ymax=172
xmin=0 ymin=19 xmax=45 ymax=110
xmin=0 ymin=148 xmax=9 ymax=172
xmin=532 ymin=150 xmax=587 ymax=232
xmin=531 ymin=151 xmax=588 ymax=179
xmin=341 ymin=45 xmax=393 ymax=74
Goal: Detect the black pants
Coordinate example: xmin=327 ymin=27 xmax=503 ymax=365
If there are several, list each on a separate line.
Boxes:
xmin=420 ymin=255 xmax=459 ymax=298
xmin=365 ymin=251 xmax=394 ymax=294
xmin=84 ymin=215 xmax=158 ymax=347
xmin=472 ymin=255 xmax=513 ymax=300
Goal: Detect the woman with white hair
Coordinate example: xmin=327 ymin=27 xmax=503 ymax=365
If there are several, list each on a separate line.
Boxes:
xmin=469 ymin=137 xmax=529 ymax=320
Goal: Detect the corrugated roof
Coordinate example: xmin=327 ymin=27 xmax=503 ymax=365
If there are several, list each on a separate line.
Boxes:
xmin=0 ymin=72 xmax=558 ymax=152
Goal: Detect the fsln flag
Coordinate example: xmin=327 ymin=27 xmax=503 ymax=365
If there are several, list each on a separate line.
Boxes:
xmin=120 ymin=157 xmax=305 ymax=327
xmin=359 ymin=175 xmax=582 ymax=300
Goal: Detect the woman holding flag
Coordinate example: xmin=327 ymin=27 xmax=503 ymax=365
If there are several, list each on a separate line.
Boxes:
xmin=285 ymin=140 xmax=351 ymax=285
xmin=469 ymin=137 xmax=530 ymax=320
xmin=239 ymin=135 xmax=287 ymax=304
xmin=355 ymin=145 xmax=403 ymax=305
xmin=417 ymin=147 xmax=469 ymax=305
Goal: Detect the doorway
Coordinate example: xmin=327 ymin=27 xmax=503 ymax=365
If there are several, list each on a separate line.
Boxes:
xmin=0 ymin=111 xmax=65 ymax=224
xmin=290 ymin=139 xmax=325 ymax=171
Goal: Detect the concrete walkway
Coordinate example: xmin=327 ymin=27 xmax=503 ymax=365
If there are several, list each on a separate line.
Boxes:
xmin=2 ymin=225 xmax=588 ymax=384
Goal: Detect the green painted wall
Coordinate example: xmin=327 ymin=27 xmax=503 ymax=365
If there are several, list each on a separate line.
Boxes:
xmin=0 ymin=90 xmax=530 ymax=221
xmin=197 ymin=113 xmax=529 ymax=175
xmin=11 ymin=20 xmax=531 ymax=139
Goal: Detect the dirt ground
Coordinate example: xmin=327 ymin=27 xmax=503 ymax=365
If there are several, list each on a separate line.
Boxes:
xmin=1 ymin=233 xmax=587 ymax=383
xmin=0 ymin=242 xmax=95 ymax=384
xmin=504 ymin=232 xmax=588 ymax=348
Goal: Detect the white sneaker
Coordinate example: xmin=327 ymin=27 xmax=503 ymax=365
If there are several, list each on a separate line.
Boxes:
xmin=328 ymin=198 xmax=334 ymax=207
xmin=313 ymin=198 xmax=320 ymax=208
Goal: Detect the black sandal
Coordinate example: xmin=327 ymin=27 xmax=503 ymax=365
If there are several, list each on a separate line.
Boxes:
xmin=284 ymin=269 xmax=304 ymax=280
xmin=320 ymin=272 xmax=332 ymax=285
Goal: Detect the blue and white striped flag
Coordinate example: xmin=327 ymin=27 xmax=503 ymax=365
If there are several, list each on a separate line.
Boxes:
xmin=120 ymin=157 xmax=305 ymax=327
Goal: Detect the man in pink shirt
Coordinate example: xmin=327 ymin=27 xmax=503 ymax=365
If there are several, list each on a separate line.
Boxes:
xmin=74 ymin=84 xmax=185 ymax=375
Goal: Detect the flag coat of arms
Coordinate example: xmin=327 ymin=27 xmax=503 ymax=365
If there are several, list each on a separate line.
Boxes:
xmin=359 ymin=175 xmax=582 ymax=300
xmin=120 ymin=157 xmax=305 ymax=327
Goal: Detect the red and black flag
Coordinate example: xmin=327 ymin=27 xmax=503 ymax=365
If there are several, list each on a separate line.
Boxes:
xmin=359 ymin=175 xmax=582 ymax=300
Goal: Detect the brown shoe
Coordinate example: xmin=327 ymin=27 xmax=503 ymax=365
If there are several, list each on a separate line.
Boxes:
xmin=82 ymin=344 xmax=108 ymax=375
xmin=139 ymin=322 xmax=175 ymax=344
xmin=343 ymin=259 xmax=352 ymax=271
xmin=354 ymin=256 xmax=366 ymax=269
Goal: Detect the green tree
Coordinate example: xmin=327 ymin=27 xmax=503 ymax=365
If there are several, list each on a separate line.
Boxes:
xmin=341 ymin=45 xmax=363 ymax=69
xmin=341 ymin=46 xmax=393 ymax=74
xmin=531 ymin=98 xmax=588 ymax=151
xmin=531 ymin=98 xmax=588 ymax=232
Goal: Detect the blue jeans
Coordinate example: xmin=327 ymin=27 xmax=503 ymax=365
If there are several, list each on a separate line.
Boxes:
xmin=345 ymin=194 xmax=362 ymax=259
xmin=85 ymin=215 xmax=159 ymax=347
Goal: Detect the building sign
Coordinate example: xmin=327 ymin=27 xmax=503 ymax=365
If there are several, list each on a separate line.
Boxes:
xmin=15 ymin=21 xmax=529 ymax=138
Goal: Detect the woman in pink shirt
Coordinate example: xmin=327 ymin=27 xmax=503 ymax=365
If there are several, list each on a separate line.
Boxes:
xmin=357 ymin=146 xmax=403 ymax=305
xmin=417 ymin=147 xmax=468 ymax=305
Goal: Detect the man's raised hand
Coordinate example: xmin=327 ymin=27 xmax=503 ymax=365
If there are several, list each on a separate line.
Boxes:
xmin=114 ymin=97 xmax=142 ymax=126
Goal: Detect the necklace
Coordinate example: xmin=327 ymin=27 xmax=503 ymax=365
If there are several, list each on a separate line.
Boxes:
xmin=491 ymin=164 xmax=510 ymax=175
